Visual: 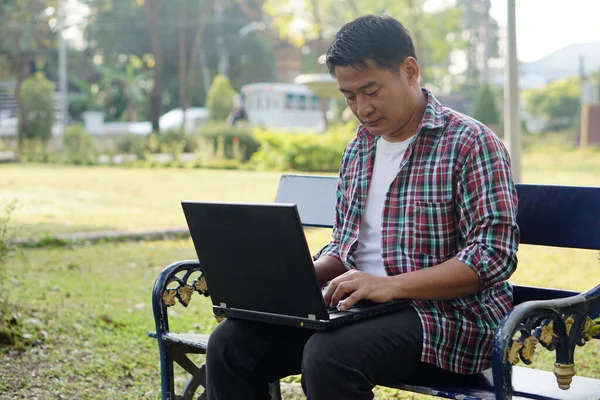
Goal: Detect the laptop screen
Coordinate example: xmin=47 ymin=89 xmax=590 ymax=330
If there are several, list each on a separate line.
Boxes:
xmin=182 ymin=201 xmax=329 ymax=320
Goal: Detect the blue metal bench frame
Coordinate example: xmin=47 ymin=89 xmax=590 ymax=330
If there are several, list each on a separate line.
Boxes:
xmin=149 ymin=174 xmax=600 ymax=400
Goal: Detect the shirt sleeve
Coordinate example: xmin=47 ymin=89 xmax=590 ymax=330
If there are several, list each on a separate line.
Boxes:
xmin=454 ymin=130 xmax=520 ymax=290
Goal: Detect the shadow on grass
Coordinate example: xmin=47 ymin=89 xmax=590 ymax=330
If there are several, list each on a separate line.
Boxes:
xmin=10 ymin=222 xmax=120 ymax=239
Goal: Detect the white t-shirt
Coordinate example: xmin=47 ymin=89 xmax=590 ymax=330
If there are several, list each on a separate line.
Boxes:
xmin=353 ymin=135 xmax=413 ymax=277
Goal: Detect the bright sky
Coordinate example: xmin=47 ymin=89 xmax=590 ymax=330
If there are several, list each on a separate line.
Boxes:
xmin=490 ymin=0 xmax=600 ymax=62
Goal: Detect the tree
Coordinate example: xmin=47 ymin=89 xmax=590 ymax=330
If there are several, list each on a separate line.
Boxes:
xmin=523 ymin=77 xmax=581 ymax=129
xmin=71 ymin=76 xmax=104 ymax=114
xmin=179 ymin=0 xmax=188 ymax=117
xmin=85 ymin=0 xmax=273 ymax=119
xmin=469 ymin=84 xmax=500 ymax=126
xmin=187 ymin=0 xmax=213 ymax=109
xmin=143 ymin=0 xmax=165 ymax=133
xmin=260 ymin=0 xmax=463 ymax=87
xmin=0 ymin=0 xmax=56 ymax=148
xmin=180 ymin=0 xmax=213 ymax=130
xmin=456 ymin=0 xmax=500 ymax=90
xmin=20 ymin=72 xmax=56 ymax=142
xmin=206 ymin=75 xmax=236 ymax=122
xmin=0 ymin=202 xmax=16 ymax=286
xmin=98 ymin=55 xmax=152 ymax=122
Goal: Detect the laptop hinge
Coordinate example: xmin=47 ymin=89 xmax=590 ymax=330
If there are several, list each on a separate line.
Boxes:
xmin=308 ymin=314 xmax=316 ymax=320
xmin=220 ymin=302 xmax=227 ymax=308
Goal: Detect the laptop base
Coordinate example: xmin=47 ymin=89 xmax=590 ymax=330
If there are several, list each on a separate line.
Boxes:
xmin=214 ymin=299 xmax=410 ymax=331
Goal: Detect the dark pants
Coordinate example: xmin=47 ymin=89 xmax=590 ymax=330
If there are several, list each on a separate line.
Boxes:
xmin=206 ymin=306 xmax=470 ymax=400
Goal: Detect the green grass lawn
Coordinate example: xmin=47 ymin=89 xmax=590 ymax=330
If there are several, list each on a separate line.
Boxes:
xmin=1 ymin=236 xmax=599 ymax=399
xmin=2 ymin=146 xmax=600 ymax=239
xmin=1 ymin=164 xmax=288 ymax=238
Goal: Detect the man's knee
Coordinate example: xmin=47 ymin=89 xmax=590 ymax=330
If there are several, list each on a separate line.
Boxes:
xmin=301 ymin=332 xmax=375 ymax=398
xmin=302 ymin=333 xmax=349 ymax=378
xmin=206 ymin=319 xmax=244 ymax=365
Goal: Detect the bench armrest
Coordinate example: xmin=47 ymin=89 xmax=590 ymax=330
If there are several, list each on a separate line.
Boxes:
xmin=491 ymin=283 xmax=600 ymax=400
xmin=151 ymin=260 xmax=209 ymax=336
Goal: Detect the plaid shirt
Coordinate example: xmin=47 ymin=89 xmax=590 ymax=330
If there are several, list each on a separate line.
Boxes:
xmin=315 ymin=90 xmax=519 ymax=374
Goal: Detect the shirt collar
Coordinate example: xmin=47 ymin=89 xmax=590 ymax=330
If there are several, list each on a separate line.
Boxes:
xmin=418 ymin=88 xmax=446 ymax=131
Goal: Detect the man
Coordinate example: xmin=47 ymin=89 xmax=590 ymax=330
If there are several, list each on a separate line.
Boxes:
xmin=206 ymin=14 xmax=519 ymax=400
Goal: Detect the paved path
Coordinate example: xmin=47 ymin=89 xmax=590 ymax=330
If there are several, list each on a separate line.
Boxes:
xmin=11 ymin=227 xmax=189 ymax=247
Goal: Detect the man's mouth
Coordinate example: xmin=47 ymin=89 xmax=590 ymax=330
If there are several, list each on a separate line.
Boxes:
xmin=364 ymin=118 xmax=383 ymax=127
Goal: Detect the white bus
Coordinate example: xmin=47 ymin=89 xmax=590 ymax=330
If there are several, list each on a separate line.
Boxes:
xmin=240 ymin=83 xmax=326 ymax=132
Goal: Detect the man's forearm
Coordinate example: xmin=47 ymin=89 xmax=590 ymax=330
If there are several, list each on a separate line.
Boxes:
xmin=390 ymin=258 xmax=480 ymax=301
xmin=314 ymin=255 xmax=347 ymax=284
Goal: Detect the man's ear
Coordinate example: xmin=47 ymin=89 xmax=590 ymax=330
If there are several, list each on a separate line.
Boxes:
xmin=403 ymin=57 xmax=420 ymax=85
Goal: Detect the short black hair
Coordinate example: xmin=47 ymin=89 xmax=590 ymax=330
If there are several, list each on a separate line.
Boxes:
xmin=325 ymin=15 xmax=416 ymax=76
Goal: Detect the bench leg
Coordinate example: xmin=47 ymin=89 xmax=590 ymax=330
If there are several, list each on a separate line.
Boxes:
xmin=171 ymin=348 xmax=207 ymax=400
xmin=158 ymin=341 xmax=177 ymax=400
xmin=269 ymin=381 xmax=282 ymax=400
xmin=182 ymin=363 xmax=206 ymax=400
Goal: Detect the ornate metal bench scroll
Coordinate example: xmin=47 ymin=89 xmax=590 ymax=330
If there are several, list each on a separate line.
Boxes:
xmin=161 ymin=267 xmax=209 ymax=308
xmin=492 ymin=283 xmax=600 ymax=400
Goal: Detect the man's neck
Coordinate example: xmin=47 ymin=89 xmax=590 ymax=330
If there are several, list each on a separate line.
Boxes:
xmin=382 ymin=91 xmax=427 ymax=143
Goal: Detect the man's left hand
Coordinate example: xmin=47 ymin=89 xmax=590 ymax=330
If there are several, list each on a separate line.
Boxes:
xmin=323 ymin=269 xmax=396 ymax=311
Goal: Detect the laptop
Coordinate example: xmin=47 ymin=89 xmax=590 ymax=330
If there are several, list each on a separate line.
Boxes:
xmin=181 ymin=201 xmax=409 ymax=331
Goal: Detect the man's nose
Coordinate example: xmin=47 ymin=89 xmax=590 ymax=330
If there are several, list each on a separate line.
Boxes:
xmin=356 ymin=97 xmax=374 ymax=119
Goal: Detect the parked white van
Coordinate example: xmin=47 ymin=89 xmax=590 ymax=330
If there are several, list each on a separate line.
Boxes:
xmin=240 ymin=83 xmax=326 ymax=132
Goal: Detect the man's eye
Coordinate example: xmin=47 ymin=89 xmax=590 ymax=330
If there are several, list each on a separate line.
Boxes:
xmin=346 ymin=96 xmax=356 ymax=102
xmin=365 ymin=90 xmax=378 ymax=97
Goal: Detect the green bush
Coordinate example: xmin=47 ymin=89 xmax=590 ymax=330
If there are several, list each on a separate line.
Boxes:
xmin=470 ymin=84 xmax=500 ymax=126
xmin=19 ymin=139 xmax=60 ymax=163
xmin=195 ymin=124 xmax=259 ymax=162
xmin=206 ymin=75 xmax=236 ymax=122
xmin=19 ymin=72 xmax=56 ymax=142
xmin=156 ymin=129 xmax=197 ymax=153
xmin=202 ymin=158 xmax=243 ymax=170
xmin=63 ymin=123 xmax=97 ymax=165
xmin=117 ymin=134 xmax=147 ymax=160
xmin=522 ymin=76 xmax=581 ymax=129
xmin=250 ymin=123 xmax=355 ymax=172
xmin=0 ymin=201 xmax=16 ymax=287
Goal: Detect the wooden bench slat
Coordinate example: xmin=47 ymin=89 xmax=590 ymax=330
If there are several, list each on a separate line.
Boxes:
xmin=148 ymin=331 xmax=210 ymax=351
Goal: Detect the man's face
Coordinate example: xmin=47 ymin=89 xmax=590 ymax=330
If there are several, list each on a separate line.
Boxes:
xmin=335 ymin=59 xmax=419 ymax=140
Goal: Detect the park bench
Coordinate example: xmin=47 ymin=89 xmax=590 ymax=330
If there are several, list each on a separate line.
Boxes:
xmin=149 ymin=174 xmax=600 ymax=400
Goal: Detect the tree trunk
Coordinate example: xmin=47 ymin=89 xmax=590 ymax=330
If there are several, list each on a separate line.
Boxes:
xmin=199 ymin=51 xmax=211 ymax=95
xmin=14 ymin=30 xmax=26 ymax=150
xmin=309 ymin=0 xmax=326 ymax=70
xmin=308 ymin=0 xmax=330 ymax=129
xmin=214 ymin=0 xmax=228 ymax=76
xmin=127 ymin=101 xmax=138 ymax=122
xmin=405 ymin=0 xmax=426 ymax=85
xmin=187 ymin=0 xmax=211 ymax=110
xmin=179 ymin=0 xmax=188 ymax=132
xmin=480 ymin=0 xmax=492 ymax=84
xmin=145 ymin=0 xmax=164 ymax=133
